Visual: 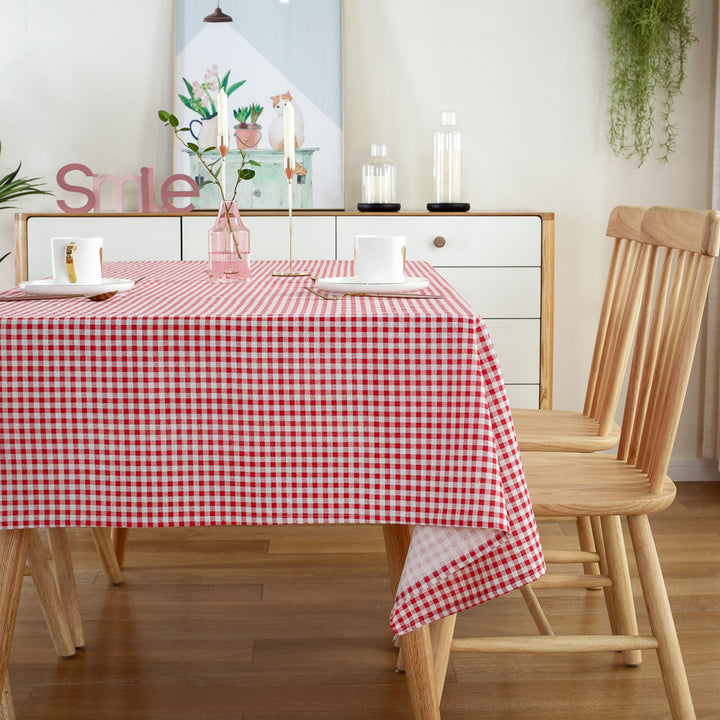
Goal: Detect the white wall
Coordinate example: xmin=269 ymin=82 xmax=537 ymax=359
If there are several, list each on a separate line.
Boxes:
xmin=0 ymin=0 xmax=716 ymax=459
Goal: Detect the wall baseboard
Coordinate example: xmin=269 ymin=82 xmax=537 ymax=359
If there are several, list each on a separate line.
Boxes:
xmin=668 ymin=457 xmax=720 ymax=482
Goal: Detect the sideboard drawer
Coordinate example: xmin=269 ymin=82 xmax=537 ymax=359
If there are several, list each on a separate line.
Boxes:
xmin=181 ymin=216 xmax=336 ymax=261
xmin=438 ymin=267 xmax=540 ymax=318
xmin=26 ymin=216 xmax=181 ymax=280
xmin=336 ymin=216 xmax=541 ymax=266
xmin=504 ymin=384 xmax=541 ymax=410
xmin=484 ymin=319 xmax=540 ymax=385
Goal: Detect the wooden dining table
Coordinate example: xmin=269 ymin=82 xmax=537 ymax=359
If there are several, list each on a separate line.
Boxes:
xmin=0 ymin=259 xmax=545 ymax=719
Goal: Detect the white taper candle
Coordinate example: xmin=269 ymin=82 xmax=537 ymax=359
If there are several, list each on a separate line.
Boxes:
xmin=283 ymin=100 xmax=295 ymax=177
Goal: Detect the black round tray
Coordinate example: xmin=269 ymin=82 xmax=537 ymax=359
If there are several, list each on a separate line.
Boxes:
xmin=426 ymin=203 xmax=471 ymax=212
xmin=357 ymin=203 xmax=401 ymax=212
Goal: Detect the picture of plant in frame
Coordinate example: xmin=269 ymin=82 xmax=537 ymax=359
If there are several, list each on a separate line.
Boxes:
xmin=179 ymin=65 xmax=246 ymax=119
xmin=174 ymin=0 xmax=343 ymax=209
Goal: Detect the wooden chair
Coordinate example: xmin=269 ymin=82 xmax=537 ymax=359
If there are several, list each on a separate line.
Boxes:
xmin=512 ymin=205 xmax=646 ymax=453
xmin=514 ymin=206 xmax=648 ymax=591
xmin=434 ymin=206 xmax=720 ymax=720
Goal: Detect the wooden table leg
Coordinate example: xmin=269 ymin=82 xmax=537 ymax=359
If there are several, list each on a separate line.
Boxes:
xmin=26 ymin=530 xmax=76 ymax=658
xmin=0 ymin=530 xmax=31 ymax=717
xmin=1 ymin=672 xmax=15 ymax=720
xmin=90 ymin=528 xmax=123 ymax=585
xmin=46 ymin=529 xmax=85 ymax=648
xmin=383 ymin=525 xmax=441 ymax=720
xmin=110 ymin=528 xmax=129 ymax=569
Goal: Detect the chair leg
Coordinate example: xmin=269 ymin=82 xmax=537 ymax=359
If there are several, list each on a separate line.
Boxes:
xmin=429 ymin=614 xmax=457 ymax=701
xmin=520 ymin=584 xmax=554 ymax=635
xmin=26 ymin=531 xmax=75 ymax=658
xmin=628 ymin=514 xmax=695 ymax=720
xmin=591 ymin=516 xmax=620 ymax=635
xmin=91 ymin=529 xmax=124 ymax=585
xmin=0 ymin=673 xmax=14 ymax=720
xmin=600 ymin=515 xmax=642 ymax=666
xmin=576 ymin=516 xmax=601 ymax=578
xmin=45 ymin=529 xmax=84 ymax=648
xmin=110 ymin=528 xmax=129 ymax=569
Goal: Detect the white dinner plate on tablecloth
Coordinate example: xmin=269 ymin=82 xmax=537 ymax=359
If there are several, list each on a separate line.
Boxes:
xmin=18 ymin=278 xmax=136 ymax=296
xmin=314 ymin=276 xmax=430 ymax=294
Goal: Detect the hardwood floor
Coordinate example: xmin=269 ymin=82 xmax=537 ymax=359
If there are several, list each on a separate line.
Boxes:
xmin=6 ymin=481 xmax=720 ymax=719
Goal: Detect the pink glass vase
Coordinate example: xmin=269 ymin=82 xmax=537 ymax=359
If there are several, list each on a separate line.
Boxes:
xmin=208 ymin=201 xmax=251 ymax=282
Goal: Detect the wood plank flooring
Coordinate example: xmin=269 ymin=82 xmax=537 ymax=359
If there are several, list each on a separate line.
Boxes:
xmin=6 ymin=481 xmax=720 ymax=719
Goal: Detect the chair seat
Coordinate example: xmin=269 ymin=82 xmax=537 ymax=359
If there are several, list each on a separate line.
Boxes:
xmin=521 ymin=451 xmax=676 ymax=517
xmin=512 ymin=408 xmax=621 ymax=452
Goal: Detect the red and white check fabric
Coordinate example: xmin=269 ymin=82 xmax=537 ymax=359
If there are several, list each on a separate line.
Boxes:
xmin=0 ymin=259 xmax=544 ymax=635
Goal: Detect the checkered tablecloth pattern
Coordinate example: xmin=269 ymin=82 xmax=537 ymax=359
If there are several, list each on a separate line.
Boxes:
xmin=0 ymin=259 xmax=544 ymax=635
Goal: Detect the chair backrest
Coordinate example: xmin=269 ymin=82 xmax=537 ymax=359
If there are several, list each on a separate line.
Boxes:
xmin=616 ymin=206 xmax=720 ymax=491
xmin=583 ymin=206 xmax=648 ymax=435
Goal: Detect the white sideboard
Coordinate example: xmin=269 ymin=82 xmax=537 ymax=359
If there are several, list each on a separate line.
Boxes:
xmin=15 ymin=210 xmax=554 ymax=409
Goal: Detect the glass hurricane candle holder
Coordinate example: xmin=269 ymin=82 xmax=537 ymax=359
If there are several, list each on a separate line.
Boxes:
xmin=428 ymin=112 xmax=470 ymax=212
xmin=358 ymin=144 xmax=400 ymax=212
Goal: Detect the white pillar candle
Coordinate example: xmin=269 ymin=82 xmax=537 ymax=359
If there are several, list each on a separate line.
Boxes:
xmin=217 ymin=89 xmax=229 ymax=145
xmin=362 ymin=174 xmax=379 ymax=203
xmin=433 ymin=112 xmax=463 ymax=204
xmin=283 ymin=100 xmax=295 ymax=175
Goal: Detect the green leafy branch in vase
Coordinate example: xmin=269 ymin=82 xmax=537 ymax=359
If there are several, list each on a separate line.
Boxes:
xmin=158 ymin=110 xmax=259 ymax=260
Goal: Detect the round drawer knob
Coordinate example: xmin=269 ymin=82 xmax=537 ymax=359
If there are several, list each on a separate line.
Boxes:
xmin=433 ymin=236 xmax=446 ymax=248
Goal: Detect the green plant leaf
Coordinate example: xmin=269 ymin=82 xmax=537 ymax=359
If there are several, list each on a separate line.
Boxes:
xmin=226 ymin=80 xmax=246 ymax=95
xmin=603 ymin=0 xmax=697 ymax=164
xmin=187 ymin=142 xmax=199 ymax=152
xmin=0 ymin=146 xmax=51 ymax=209
xmin=158 ymin=110 xmax=170 ymax=122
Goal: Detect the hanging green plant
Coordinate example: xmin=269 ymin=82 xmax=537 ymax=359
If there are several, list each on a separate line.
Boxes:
xmin=603 ymin=0 xmax=697 ymax=165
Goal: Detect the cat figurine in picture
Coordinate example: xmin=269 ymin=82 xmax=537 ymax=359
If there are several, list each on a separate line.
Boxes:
xmin=268 ymin=91 xmax=305 ymax=151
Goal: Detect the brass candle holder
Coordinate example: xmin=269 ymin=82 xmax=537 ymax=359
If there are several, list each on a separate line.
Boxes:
xmin=217 ymin=133 xmax=230 ymax=195
xmin=273 ymin=157 xmax=311 ymax=278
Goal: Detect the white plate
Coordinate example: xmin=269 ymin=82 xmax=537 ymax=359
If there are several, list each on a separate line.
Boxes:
xmin=314 ymin=276 xmax=430 ymax=294
xmin=18 ymin=278 xmax=136 ymax=296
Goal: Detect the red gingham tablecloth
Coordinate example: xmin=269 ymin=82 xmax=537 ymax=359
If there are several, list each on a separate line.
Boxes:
xmin=0 ymin=259 xmax=544 ymax=635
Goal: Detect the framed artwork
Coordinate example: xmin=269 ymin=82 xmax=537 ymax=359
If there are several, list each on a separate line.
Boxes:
xmin=174 ymin=0 xmax=343 ymax=209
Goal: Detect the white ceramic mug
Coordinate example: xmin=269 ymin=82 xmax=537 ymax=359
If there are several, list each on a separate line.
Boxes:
xmin=51 ymin=237 xmax=103 ymax=285
xmin=354 ymin=235 xmax=406 ymax=283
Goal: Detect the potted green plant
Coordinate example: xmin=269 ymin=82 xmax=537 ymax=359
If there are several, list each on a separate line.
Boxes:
xmin=603 ymin=0 xmax=697 ymax=165
xmin=233 ymin=103 xmax=264 ymax=149
xmin=0 ymin=140 xmax=51 ymax=264
xmin=178 ymin=67 xmax=246 ymax=150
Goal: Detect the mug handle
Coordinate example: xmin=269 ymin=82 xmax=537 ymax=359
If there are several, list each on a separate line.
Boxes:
xmin=65 ymin=242 xmax=78 ymax=284
xmin=189 ymin=118 xmax=202 ymax=141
